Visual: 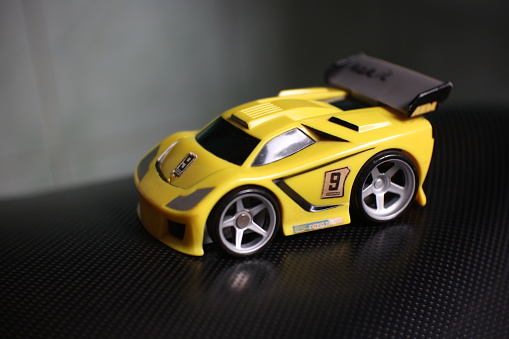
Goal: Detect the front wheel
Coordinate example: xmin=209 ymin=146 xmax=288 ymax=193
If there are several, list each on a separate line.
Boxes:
xmin=352 ymin=151 xmax=418 ymax=223
xmin=208 ymin=188 xmax=280 ymax=257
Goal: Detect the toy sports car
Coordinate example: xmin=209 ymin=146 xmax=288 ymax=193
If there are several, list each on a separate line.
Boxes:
xmin=134 ymin=53 xmax=452 ymax=257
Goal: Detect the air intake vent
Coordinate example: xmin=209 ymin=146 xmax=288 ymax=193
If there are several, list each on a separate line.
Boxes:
xmin=240 ymin=102 xmax=284 ymax=119
xmin=168 ymin=220 xmax=185 ymax=240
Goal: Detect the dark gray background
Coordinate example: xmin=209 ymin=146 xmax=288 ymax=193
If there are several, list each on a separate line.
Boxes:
xmin=1 ymin=0 xmax=508 ymax=197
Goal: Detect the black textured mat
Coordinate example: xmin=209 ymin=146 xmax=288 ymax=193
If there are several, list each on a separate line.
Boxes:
xmin=1 ymin=105 xmax=509 ymax=338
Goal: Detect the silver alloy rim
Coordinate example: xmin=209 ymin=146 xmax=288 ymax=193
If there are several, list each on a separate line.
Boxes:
xmin=218 ymin=192 xmax=277 ymax=255
xmin=361 ymin=158 xmax=415 ymax=221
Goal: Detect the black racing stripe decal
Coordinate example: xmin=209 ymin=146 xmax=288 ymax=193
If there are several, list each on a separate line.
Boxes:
xmin=272 ymin=148 xmax=374 ymax=212
xmin=273 ymin=179 xmax=341 ymax=213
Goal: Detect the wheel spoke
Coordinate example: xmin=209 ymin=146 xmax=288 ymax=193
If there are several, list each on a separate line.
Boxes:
xmin=362 ymin=183 xmax=375 ymax=198
xmin=220 ymin=215 xmax=236 ymax=228
xmin=248 ymin=202 xmax=267 ymax=217
xmin=235 ymin=198 xmax=245 ymax=213
xmin=370 ymin=166 xmax=381 ymax=178
xmin=385 ymin=162 xmax=401 ymax=178
xmin=247 ymin=221 xmax=267 ymax=237
xmin=388 ymin=182 xmax=405 ymax=195
xmin=234 ymin=228 xmax=245 ymax=249
xmin=375 ymin=193 xmax=385 ymax=211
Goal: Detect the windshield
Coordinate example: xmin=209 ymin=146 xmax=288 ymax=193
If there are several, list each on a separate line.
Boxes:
xmin=196 ymin=118 xmax=260 ymax=166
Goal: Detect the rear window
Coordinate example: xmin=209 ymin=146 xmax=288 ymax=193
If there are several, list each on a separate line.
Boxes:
xmin=329 ymin=97 xmax=371 ymax=111
xmin=196 ymin=118 xmax=260 ymax=166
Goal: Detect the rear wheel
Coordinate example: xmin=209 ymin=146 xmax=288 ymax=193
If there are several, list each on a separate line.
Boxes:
xmin=208 ymin=188 xmax=280 ymax=257
xmin=352 ymin=151 xmax=418 ymax=222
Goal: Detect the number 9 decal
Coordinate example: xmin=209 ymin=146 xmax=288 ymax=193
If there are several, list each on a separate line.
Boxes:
xmin=321 ymin=167 xmax=350 ymax=199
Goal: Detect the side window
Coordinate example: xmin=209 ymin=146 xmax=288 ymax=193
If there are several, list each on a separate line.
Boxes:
xmin=252 ymin=128 xmax=315 ymax=167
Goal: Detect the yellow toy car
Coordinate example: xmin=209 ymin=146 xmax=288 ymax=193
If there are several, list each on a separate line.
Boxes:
xmin=134 ymin=53 xmax=452 ymax=257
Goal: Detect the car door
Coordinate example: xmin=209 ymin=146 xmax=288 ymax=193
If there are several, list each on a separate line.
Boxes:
xmin=251 ymin=127 xmax=354 ymax=211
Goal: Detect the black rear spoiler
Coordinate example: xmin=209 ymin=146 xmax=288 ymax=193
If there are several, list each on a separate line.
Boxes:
xmin=325 ymin=53 xmax=453 ymax=117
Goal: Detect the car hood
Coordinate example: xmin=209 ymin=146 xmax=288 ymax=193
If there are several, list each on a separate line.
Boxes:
xmin=157 ymin=136 xmax=235 ymax=189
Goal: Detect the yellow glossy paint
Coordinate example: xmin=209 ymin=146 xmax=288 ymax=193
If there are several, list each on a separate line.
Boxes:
xmin=134 ymin=86 xmax=434 ymax=256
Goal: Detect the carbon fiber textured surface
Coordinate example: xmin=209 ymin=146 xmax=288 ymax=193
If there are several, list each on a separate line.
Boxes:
xmin=1 ymin=105 xmax=509 ymax=338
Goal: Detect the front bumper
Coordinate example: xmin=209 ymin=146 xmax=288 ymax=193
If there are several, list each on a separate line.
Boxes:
xmin=135 ymin=148 xmax=213 ymax=256
xmin=137 ymin=193 xmax=208 ymax=256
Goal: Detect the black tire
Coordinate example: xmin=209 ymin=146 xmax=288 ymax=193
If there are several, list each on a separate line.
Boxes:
xmin=351 ymin=150 xmax=418 ymax=223
xmin=207 ymin=187 xmax=280 ymax=257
